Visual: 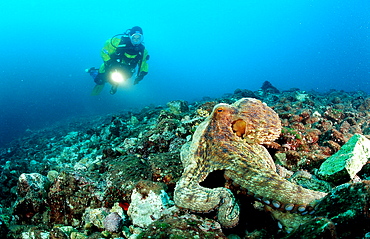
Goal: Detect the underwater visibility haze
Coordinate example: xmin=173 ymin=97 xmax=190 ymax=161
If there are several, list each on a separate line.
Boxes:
xmin=0 ymin=0 xmax=369 ymax=146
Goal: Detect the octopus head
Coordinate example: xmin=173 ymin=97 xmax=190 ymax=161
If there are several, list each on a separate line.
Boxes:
xmin=232 ymin=98 xmax=282 ymax=144
xmin=211 ymin=104 xmax=238 ymax=122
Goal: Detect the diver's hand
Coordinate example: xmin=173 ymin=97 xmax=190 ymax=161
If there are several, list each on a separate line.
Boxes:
xmin=134 ymin=72 xmax=147 ymax=85
xmin=134 ymin=77 xmax=142 ymax=85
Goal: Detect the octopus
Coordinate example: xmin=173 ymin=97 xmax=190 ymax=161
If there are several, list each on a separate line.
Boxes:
xmin=174 ymin=98 xmax=327 ymax=227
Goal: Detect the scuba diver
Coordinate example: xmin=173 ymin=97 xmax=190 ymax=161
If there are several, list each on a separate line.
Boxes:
xmin=86 ymin=26 xmax=149 ymax=95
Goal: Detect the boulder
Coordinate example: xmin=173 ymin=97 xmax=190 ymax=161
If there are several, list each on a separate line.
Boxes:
xmin=317 ymin=134 xmax=370 ymax=184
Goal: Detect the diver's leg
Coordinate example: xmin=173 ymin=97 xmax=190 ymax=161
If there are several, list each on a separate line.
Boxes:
xmin=110 ymin=84 xmax=118 ymax=95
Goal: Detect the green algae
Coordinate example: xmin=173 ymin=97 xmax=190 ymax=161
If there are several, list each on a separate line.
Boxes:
xmin=281 ymin=127 xmax=302 ymax=140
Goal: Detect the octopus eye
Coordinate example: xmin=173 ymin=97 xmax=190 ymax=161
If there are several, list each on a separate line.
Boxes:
xmin=217 ymin=108 xmax=223 ymax=113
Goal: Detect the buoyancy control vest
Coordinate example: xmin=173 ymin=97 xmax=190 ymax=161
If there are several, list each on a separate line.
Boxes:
xmin=112 ymin=37 xmax=145 ymax=69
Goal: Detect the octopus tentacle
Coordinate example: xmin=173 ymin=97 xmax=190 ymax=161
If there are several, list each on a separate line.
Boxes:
xmin=174 ymin=98 xmax=327 ymax=227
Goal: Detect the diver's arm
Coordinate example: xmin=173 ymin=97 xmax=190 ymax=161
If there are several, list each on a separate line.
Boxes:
xmin=138 ymin=49 xmax=149 ymax=76
xmin=134 ymin=49 xmax=149 ymax=85
xmin=100 ymin=38 xmax=121 ymax=65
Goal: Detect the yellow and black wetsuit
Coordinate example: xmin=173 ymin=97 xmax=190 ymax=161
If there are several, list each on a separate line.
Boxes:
xmin=98 ymin=36 xmax=149 ymax=80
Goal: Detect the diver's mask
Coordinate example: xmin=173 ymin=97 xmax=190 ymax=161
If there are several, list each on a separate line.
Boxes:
xmin=130 ymin=32 xmax=144 ymax=46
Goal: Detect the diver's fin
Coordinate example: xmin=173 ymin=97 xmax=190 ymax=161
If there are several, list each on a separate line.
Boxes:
xmin=91 ymin=84 xmax=105 ymax=96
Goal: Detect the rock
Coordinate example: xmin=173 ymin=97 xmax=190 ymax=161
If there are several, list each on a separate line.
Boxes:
xmin=47 ymin=170 xmax=59 ymax=183
xmin=130 ymin=115 xmax=140 ymax=125
xmin=295 ymin=91 xmax=309 ymax=102
xmin=13 ymin=173 xmax=50 ymax=222
xmin=288 ymin=182 xmax=370 ymax=238
xmin=166 ymin=100 xmax=189 ymax=115
xmin=127 ymin=182 xmax=175 ymax=228
xmin=70 ymin=231 xmax=88 ymax=239
xmin=260 ymin=81 xmax=280 ymax=94
xmin=312 ymin=181 xmax=370 ymax=238
xmin=17 ymin=173 xmax=50 ymax=198
xmin=286 ymin=217 xmax=337 ymax=239
xmin=48 ymin=172 xmax=102 ymax=225
xmin=22 ymin=231 xmax=50 ymax=239
xmin=55 ymin=226 xmax=78 ymax=238
xmin=288 ymin=170 xmax=332 ymax=193
xmin=136 ymin=212 xmax=227 ymax=238
xmin=4 ymin=89 xmax=370 ymax=238
xmin=317 ymin=134 xmax=370 ymax=184
xmin=233 ymin=88 xmax=257 ymax=98
xmin=83 ymin=207 xmax=109 ymax=230
xmin=0 ymin=218 xmax=9 ymax=238
xmin=358 ymin=97 xmax=370 ymax=111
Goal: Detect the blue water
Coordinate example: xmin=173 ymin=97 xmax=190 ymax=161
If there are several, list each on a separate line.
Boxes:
xmin=0 ymin=0 xmax=369 ymax=146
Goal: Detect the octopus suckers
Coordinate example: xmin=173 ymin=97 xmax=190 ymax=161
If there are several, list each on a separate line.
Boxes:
xmin=277 ymin=221 xmax=283 ymax=229
xmin=297 ymin=205 xmax=306 ymax=212
xmin=272 ymin=201 xmax=281 ymax=209
xmin=285 ymin=204 xmax=294 ymax=211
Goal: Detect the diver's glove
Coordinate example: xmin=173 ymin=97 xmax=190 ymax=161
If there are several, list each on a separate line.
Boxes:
xmin=134 ymin=72 xmax=147 ymax=85
xmin=134 ymin=76 xmax=142 ymax=85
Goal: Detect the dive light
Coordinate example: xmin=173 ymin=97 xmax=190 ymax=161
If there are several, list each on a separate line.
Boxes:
xmin=110 ymin=69 xmax=125 ymax=83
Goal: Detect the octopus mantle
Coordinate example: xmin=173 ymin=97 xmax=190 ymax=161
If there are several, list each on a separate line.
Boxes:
xmin=174 ymin=98 xmax=327 ymax=227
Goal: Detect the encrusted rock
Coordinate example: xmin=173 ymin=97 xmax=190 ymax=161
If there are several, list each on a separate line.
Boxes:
xmin=127 ymin=182 xmax=175 ymax=228
xmin=295 ymin=91 xmax=309 ymax=102
xmin=13 ymin=173 xmax=50 ymax=222
xmin=286 ymin=217 xmax=337 ymax=239
xmin=83 ymin=207 xmax=109 ymax=229
xmin=50 ymin=226 xmax=78 ymax=239
xmin=17 ymin=173 xmax=50 ymax=198
xmin=136 ymin=212 xmax=227 ymax=238
xmin=21 ymin=231 xmax=50 ymax=239
xmin=47 ymin=170 xmax=59 ymax=183
xmin=318 ymin=134 xmax=370 ymax=184
xmin=311 ymin=181 xmax=370 ymax=238
xmin=70 ymin=231 xmax=88 ymax=239
xmin=48 ymin=172 xmax=102 ymax=225
xmin=288 ymin=170 xmax=332 ymax=193
xmin=166 ymin=100 xmax=189 ymax=115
